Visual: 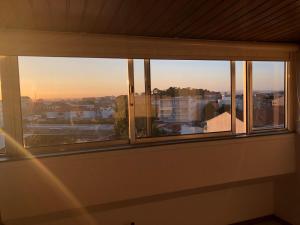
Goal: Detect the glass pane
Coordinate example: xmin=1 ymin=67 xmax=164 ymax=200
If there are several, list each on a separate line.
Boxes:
xmin=19 ymin=57 xmax=129 ymax=148
xmin=252 ymin=61 xmax=285 ymax=130
xmin=146 ymin=60 xmax=231 ymax=137
xmin=236 ymin=61 xmax=246 ymax=134
xmin=134 ymin=59 xmax=148 ymax=138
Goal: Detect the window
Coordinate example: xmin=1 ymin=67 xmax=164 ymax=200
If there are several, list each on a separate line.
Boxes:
xmin=18 ymin=57 xmax=129 ymax=148
xmin=134 ymin=60 xmax=232 ymax=138
xmin=0 ymin=56 xmax=289 ymax=156
xmin=252 ymin=61 xmax=286 ymax=130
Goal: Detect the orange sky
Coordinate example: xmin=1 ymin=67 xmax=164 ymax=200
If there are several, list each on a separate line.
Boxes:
xmin=18 ymin=57 xmax=285 ymax=100
xmin=19 ymin=57 xmax=129 ymax=99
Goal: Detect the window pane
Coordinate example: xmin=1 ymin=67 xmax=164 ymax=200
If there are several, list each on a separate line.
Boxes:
xmin=138 ymin=60 xmax=231 ymax=137
xmin=252 ymin=61 xmax=285 ymax=129
xmin=134 ymin=59 xmax=148 ymax=137
xmin=236 ymin=61 xmax=246 ymax=134
xmin=19 ymin=57 xmax=128 ymax=148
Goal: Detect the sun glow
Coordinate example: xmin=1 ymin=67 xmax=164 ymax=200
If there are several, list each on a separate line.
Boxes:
xmin=1 ymin=128 xmax=97 ymax=225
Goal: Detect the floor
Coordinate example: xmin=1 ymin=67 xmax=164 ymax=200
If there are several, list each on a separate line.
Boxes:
xmin=255 ymin=222 xmax=282 ymax=225
xmin=232 ymin=216 xmax=289 ymax=225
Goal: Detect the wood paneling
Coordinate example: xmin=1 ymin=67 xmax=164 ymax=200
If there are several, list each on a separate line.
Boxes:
xmin=0 ymin=0 xmax=299 ymax=42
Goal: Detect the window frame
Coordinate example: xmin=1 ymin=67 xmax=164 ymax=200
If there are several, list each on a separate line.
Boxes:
xmin=131 ymin=59 xmax=236 ymax=144
xmin=0 ymin=56 xmax=291 ymax=157
xmin=1 ymin=56 xmax=132 ymax=156
xmin=247 ymin=60 xmax=289 ymax=134
xmin=131 ymin=59 xmax=290 ymax=144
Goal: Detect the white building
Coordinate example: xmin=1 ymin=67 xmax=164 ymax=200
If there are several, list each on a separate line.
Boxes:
xmin=45 ymin=111 xmax=64 ymax=120
xmin=218 ymin=95 xmax=231 ymax=107
xmin=205 ymin=112 xmax=245 ymax=133
xmin=155 ymin=96 xmax=202 ymax=123
xmin=180 ymin=124 xmax=203 ymax=135
xmin=68 ymin=110 xmax=96 ymax=120
xmin=99 ymin=107 xmax=114 ymax=119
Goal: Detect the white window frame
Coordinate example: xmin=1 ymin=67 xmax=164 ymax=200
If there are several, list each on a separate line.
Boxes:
xmin=0 ymin=57 xmax=291 ymax=156
xmin=131 ymin=59 xmax=290 ymax=144
xmin=1 ymin=56 xmax=131 ymax=156
xmin=130 ymin=59 xmax=235 ymax=144
xmin=247 ymin=61 xmax=289 ymax=134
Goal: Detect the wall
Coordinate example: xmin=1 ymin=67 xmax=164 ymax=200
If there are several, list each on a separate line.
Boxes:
xmin=274 ymin=53 xmax=300 ymax=224
xmin=32 ymin=182 xmax=275 ymax=225
xmin=0 ymin=133 xmax=295 ymax=225
xmin=274 ymin=132 xmax=300 ymax=224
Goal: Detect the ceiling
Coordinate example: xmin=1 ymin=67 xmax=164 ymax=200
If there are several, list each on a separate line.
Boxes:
xmin=1 ymin=0 xmax=300 ymax=43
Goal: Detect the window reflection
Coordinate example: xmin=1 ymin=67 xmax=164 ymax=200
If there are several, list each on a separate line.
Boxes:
xmin=252 ymin=61 xmax=285 ymax=129
xmin=135 ymin=60 xmax=232 ymax=137
xmin=134 ymin=59 xmax=148 ymax=137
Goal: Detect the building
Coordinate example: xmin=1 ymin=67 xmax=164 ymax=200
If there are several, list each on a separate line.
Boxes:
xmin=272 ymin=96 xmax=285 ymax=107
xmin=155 ymin=96 xmax=201 ymax=122
xmin=98 ymin=107 xmax=114 ymax=119
xmin=205 ymin=112 xmax=245 ymax=133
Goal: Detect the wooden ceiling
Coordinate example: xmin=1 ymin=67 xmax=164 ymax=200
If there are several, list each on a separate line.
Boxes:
xmin=0 ymin=0 xmax=300 ymax=43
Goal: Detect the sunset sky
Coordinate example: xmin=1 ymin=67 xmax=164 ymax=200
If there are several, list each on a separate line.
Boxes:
xmin=19 ymin=57 xmax=285 ymax=99
xmin=19 ymin=57 xmax=128 ymax=99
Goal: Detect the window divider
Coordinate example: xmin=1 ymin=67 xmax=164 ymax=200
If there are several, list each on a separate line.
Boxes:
xmin=128 ymin=59 xmax=136 ymax=144
xmin=230 ymin=61 xmax=236 ymax=134
xmin=246 ymin=61 xmax=253 ymax=134
xmin=285 ymin=61 xmax=289 ymax=130
xmin=0 ymin=56 xmax=24 ymax=158
xmin=144 ymin=59 xmax=152 ymax=137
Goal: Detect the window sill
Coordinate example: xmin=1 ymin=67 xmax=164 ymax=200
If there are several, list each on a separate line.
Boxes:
xmin=0 ymin=130 xmax=293 ymax=163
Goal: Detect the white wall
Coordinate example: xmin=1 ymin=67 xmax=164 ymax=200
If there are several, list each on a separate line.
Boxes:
xmin=0 ymin=133 xmax=295 ymax=225
xmin=274 ymin=133 xmax=300 ymax=224
xmin=39 ymin=182 xmax=275 ymax=225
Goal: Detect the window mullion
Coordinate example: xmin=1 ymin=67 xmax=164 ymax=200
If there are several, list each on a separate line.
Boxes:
xmin=246 ymin=61 xmax=253 ymax=134
xmin=0 ymin=56 xmax=24 ymax=158
xmin=144 ymin=59 xmax=152 ymax=137
xmin=230 ymin=61 xmax=236 ymax=134
xmin=285 ymin=61 xmax=289 ymax=130
xmin=128 ymin=59 xmax=136 ymax=144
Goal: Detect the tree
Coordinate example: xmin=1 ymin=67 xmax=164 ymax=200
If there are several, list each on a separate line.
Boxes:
xmin=152 ymin=87 xmax=221 ymax=98
xmin=218 ymin=104 xmax=231 ymax=114
xmin=203 ymin=102 xmax=217 ymax=121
